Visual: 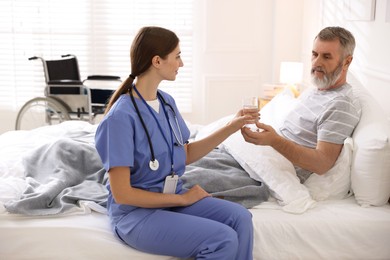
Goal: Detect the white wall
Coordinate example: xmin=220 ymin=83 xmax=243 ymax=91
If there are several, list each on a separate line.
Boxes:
xmin=186 ymin=0 xmax=390 ymax=125
xmin=0 ymin=110 xmax=17 ymax=133
xmin=1 ymin=0 xmax=389 ymax=133
xmin=186 ymin=0 xmax=305 ymax=124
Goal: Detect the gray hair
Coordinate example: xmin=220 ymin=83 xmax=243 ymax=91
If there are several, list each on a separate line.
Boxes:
xmin=315 ymin=26 xmax=356 ymax=58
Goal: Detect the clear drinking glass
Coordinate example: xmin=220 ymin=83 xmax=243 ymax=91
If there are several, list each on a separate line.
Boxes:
xmin=242 ymin=97 xmax=259 ymax=110
xmin=242 ymin=96 xmax=259 ymax=129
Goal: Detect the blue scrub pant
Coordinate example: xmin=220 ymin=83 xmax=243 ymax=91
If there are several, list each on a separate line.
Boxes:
xmin=115 ymin=197 xmax=253 ymax=259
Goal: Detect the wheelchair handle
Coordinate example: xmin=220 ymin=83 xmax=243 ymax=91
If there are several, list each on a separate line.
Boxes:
xmin=28 ymin=56 xmax=38 ymax=60
xmin=86 ymin=75 xmax=121 ymax=81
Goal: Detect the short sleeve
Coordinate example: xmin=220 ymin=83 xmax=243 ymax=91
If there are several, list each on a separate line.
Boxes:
xmin=95 ymin=111 xmax=135 ymax=171
xmin=318 ymin=96 xmax=361 ymax=144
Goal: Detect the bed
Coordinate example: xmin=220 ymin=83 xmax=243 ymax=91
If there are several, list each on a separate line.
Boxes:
xmin=1 ymin=73 xmax=390 ymax=260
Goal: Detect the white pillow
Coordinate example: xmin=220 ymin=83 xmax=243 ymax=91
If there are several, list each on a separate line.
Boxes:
xmin=260 ymin=88 xmax=298 ymax=132
xmin=304 ymin=137 xmax=353 ymax=201
xmin=348 ymin=73 xmax=390 ymax=207
xmin=221 ymin=90 xmax=316 ymax=214
xmin=222 ymin=132 xmax=316 ymax=214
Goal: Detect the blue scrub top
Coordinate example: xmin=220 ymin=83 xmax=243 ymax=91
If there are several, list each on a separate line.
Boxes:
xmin=95 ymin=90 xmax=190 ymax=230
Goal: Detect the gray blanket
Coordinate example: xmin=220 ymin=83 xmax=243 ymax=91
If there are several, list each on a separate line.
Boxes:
xmin=182 ymin=148 xmax=269 ymax=208
xmin=5 ymin=138 xmax=108 ymax=215
xmin=5 ymin=138 xmax=268 ymax=215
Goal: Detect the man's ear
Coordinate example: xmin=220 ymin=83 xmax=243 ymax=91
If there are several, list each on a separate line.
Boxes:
xmin=344 ymin=55 xmax=353 ymax=68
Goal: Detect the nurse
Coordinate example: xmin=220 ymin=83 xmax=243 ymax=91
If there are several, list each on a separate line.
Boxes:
xmin=95 ymin=26 xmax=259 ymax=260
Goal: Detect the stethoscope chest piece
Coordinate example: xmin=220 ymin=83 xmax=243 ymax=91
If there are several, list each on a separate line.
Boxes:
xmin=149 ymin=159 xmax=159 ymax=171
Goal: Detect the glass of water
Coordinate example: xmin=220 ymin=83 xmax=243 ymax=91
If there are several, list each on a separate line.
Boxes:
xmin=242 ymin=97 xmax=259 ymax=110
xmin=242 ymin=97 xmax=259 ymax=129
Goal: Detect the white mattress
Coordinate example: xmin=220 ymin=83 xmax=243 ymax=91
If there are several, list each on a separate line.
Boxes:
xmin=1 ymin=197 xmax=390 ymax=260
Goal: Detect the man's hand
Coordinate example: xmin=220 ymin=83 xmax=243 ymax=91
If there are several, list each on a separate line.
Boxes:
xmin=241 ymin=121 xmax=279 ymax=146
xmin=241 ymin=121 xmax=343 ymax=175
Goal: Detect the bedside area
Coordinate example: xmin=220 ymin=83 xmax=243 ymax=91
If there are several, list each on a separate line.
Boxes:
xmin=259 ymin=84 xmax=299 ymax=110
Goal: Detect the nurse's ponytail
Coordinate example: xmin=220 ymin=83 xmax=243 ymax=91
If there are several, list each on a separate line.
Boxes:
xmin=105 ymin=74 xmax=135 ymax=114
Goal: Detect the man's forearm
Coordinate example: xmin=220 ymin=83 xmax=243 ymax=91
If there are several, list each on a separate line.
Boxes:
xmin=271 ymin=136 xmax=339 ymax=175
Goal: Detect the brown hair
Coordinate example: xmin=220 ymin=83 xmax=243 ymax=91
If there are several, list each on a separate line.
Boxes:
xmin=105 ymin=26 xmax=179 ymax=114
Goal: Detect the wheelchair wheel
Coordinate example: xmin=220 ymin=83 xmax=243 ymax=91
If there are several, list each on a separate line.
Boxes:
xmin=15 ymin=97 xmax=71 ymax=130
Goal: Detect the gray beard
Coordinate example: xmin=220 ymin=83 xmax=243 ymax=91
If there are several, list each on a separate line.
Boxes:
xmin=311 ymin=62 xmax=343 ymax=90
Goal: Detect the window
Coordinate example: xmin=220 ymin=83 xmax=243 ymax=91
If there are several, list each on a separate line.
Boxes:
xmin=0 ymin=0 xmax=193 ymax=112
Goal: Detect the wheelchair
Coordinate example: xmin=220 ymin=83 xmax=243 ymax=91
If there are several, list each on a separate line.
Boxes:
xmin=15 ymin=54 xmax=121 ymax=130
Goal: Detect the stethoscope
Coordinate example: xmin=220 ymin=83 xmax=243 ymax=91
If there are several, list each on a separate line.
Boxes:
xmin=129 ymin=85 xmax=185 ymax=172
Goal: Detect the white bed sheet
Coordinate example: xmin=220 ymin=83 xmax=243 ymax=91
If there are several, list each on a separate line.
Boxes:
xmin=252 ymin=196 xmax=390 ymax=260
xmin=1 ymin=197 xmax=389 ymax=260
xmin=0 ymin=212 xmax=178 ymax=260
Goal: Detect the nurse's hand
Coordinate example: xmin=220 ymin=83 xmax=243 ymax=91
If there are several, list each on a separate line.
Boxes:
xmin=182 ymin=185 xmax=211 ymax=206
xmin=228 ymin=108 xmax=260 ymax=131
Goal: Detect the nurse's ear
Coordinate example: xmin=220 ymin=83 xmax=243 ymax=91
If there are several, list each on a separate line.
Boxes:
xmin=152 ymin=55 xmax=161 ymax=68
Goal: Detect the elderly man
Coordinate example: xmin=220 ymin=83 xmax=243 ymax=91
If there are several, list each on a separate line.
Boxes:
xmin=242 ymin=26 xmax=362 ymax=182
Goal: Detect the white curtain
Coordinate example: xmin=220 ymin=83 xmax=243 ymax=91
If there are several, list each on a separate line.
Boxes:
xmin=0 ymin=0 xmax=193 ymax=112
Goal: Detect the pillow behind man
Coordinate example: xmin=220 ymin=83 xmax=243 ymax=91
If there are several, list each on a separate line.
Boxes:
xmin=348 ymin=73 xmax=390 ymax=207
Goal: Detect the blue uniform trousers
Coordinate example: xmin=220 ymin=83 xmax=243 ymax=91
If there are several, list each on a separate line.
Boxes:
xmin=115 ymin=197 xmax=253 ymax=259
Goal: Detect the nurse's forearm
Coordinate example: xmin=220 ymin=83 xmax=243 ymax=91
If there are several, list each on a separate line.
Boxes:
xmin=185 ymin=123 xmax=238 ymax=164
xmin=113 ymin=182 xmax=210 ymax=208
xmin=114 ymin=187 xmax=189 ymax=208
xmin=110 ymin=167 xmax=210 ymax=208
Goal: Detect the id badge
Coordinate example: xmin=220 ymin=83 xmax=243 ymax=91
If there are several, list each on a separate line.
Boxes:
xmin=163 ymin=174 xmax=178 ymax=194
